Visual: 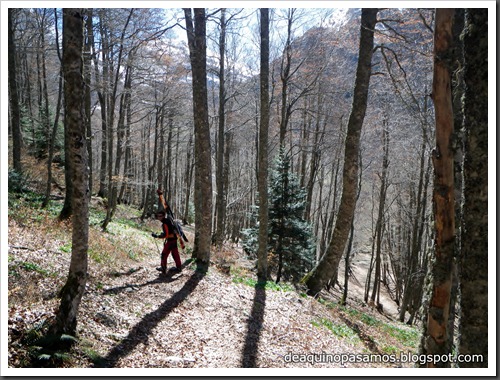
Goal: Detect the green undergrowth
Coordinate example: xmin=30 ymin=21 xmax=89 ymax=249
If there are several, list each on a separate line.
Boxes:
xmin=9 ymin=186 xmax=420 ymax=367
xmin=8 ymin=190 xmax=157 ymax=270
xmin=20 ymin=318 xmax=107 ymax=368
xmin=8 ymin=189 xmax=163 ymax=367
xmin=313 ymin=297 xmax=420 ymax=354
xmin=230 ymin=267 xmax=295 ymax=292
xmin=8 ymin=260 xmax=58 ymax=279
xmin=311 ymin=318 xmax=361 ymax=343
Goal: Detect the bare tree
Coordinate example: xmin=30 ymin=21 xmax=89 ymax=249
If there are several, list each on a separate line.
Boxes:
xmin=42 ymin=8 xmax=63 ymax=208
xmin=184 ymin=8 xmax=213 ymax=271
xmin=257 ymin=8 xmax=270 ymax=283
xmin=50 ymin=8 xmax=89 ymax=337
xmin=366 ymin=125 xmax=390 ymax=308
xmin=8 ymin=8 xmax=23 ymax=173
xmin=303 ymin=8 xmax=379 ymax=296
xmin=214 ymin=8 xmax=228 ymax=248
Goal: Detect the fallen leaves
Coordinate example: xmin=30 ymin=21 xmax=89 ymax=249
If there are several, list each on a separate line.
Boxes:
xmin=8 ymin=216 xmax=415 ymax=369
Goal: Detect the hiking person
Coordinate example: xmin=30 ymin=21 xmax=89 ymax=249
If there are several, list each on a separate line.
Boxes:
xmin=152 ymin=210 xmax=182 ymax=274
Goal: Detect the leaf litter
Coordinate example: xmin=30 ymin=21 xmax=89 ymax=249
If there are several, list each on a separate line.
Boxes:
xmin=7 ymin=216 xmax=417 ymax=369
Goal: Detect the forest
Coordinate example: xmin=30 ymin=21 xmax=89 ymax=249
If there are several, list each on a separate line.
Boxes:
xmin=5 ymin=6 xmax=490 ymax=372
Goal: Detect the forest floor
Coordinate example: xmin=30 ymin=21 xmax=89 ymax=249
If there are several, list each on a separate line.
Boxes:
xmin=6 ymin=165 xmax=420 ymax=372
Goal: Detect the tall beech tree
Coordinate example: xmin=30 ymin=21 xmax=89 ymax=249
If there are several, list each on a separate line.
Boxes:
xmin=184 ymin=8 xmax=213 ymax=271
xmin=42 ymin=8 xmax=63 ymax=209
xmin=303 ymin=8 xmax=378 ymax=296
xmin=257 ymin=8 xmax=270 ymax=283
xmin=50 ymin=8 xmax=89 ymax=337
xmin=213 ymin=8 xmax=227 ymax=248
xmin=8 ymin=8 xmax=23 ymax=173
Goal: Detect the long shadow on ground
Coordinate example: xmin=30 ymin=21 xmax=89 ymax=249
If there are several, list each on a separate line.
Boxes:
xmin=241 ymin=284 xmax=266 ymax=368
xmin=338 ymin=314 xmax=383 ymax=355
xmin=103 ymin=260 xmax=194 ymax=295
xmin=96 ymin=269 xmax=205 ymax=368
xmin=103 ymin=268 xmax=183 ymax=295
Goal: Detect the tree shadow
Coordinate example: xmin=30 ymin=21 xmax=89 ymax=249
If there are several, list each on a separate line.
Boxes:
xmin=241 ymin=283 xmax=266 ymax=368
xmin=338 ymin=314 xmax=382 ymax=355
xmin=96 ymin=270 xmax=205 ymax=368
xmin=103 ymin=261 xmax=193 ymax=295
xmin=103 ymin=270 xmax=182 ymax=295
xmin=107 ymin=266 xmax=143 ymax=277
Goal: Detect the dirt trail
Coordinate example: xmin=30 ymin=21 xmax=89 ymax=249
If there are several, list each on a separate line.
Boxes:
xmin=8 ymin=219 xmax=410 ymax=369
xmin=347 ymin=251 xmax=400 ymax=318
xmin=74 ymin=249 xmax=368 ymax=368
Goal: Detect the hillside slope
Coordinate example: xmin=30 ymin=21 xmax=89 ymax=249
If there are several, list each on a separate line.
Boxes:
xmin=7 ymin=193 xmax=419 ymax=371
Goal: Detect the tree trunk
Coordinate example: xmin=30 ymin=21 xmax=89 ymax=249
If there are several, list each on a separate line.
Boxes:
xmin=51 ymin=8 xmax=89 ymax=337
xmin=96 ymin=10 xmax=109 ymax=199
xmin=447 ymin=7 xmax=465 ymax=355
xmin=84 ymin=9 xmax=93 ymax=196
xmin=165 ymin=109 xmax=173 ymax=202
xmin=140 ymin=115 xmax=158 ymax=220
xmin=157 ymin=104 xmax=165 ymax=205
xmin=278 ymin=9 xmax=296 ymax=148
xmin=256 ymin=8 xmax=270 ymax=283
xmin=399 ymin=133 xmax=429 ymax=322
xmin=421 ymin=8 xmax=455 ymax=368
xmin=222 ymin=130 xmax=231 ymax=240
xmin=370 ymin=127 xmax=389 ymax=306
xmin=458 ymin=8 xmax=488 ymax=368
xmin=341 ymin=150 xmax=363 ymax=306
xmin=304 ymin=99 xmax=325 ymax=222
xmin=184 ymin=8 xmax=213 ymax=271
xmin=119 ymin=82 xmax=133 ymax=204
xmin=39 ymin=9 xmax=51 ymax=163
xmin=183 ymin=133 xmax=194 ymax=224
xmin=214 ymin=9 xmax=227 ymax=249
xmin=42 ymin=9 xmax=63 ymax=208
xmin=304 ymin=8 xmax=378 ymax=296
xmin=8 ymin=9 xmax=23 ymax=173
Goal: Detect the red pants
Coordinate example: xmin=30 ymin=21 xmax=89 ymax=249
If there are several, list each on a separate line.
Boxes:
xmin=161 ymin=239 xmax=182 ymax=269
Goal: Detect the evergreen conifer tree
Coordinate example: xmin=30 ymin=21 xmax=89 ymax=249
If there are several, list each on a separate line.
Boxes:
xmin=243 ymin=149 xmax=315 ymax=282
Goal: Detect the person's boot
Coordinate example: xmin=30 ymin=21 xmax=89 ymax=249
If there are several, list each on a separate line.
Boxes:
xmin=156 ymin=266 xmax=167 ymax=274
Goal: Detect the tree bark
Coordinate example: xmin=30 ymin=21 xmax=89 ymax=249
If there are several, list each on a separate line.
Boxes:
xmin=278 ymin=9 xmax=294 ymax=148
xmin=399 ymin=129 xmax=430 ymax=322
xmin=304 ymin=8 xmax=378 ymax=296
xmin=341 ymin=150 xmax=363 ymax=306
xmin=184 ymin=8 xmax=213 ymax=271
xmin=421 ymin=8 xmax=455 ymax=368
xmin=96 ymin=10 xmax=109 ymax=199
xmin=42 ymin=8 xmax=63 ymax=208
xmin=370 ymin=126 xmax=390 ymax=306
xmin=257 ymin=8 xmax=270 ymax=283
xmin=458 ymin=8 xmax=488 ymax=367
xmin=8 ymin=9 xmax=23 ymax=173
xmin=183 ymin=133 xmax=194 ymax=225
xmin=84 ymin=9 xmax=93 ymax=196
xmin=214 ymin=9 xmax=227 ymax=249
xmin=51 ymin=8 xmax=89 ymax=337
